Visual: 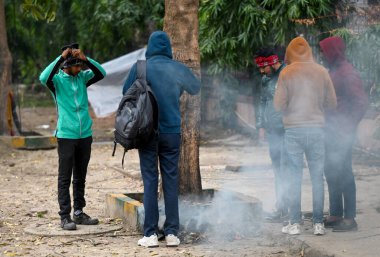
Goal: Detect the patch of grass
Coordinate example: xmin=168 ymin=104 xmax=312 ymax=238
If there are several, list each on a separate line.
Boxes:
xmin=20 ymin=92 xmax=55 ymax=108
xmin=36 ymin=210 xmax=48 ymax=218
xmin=37 ymin=212 xmax=45 ymax=218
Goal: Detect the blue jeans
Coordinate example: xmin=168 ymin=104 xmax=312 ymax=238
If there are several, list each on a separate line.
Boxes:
xmin=284 ymin=128 xmax=325 ymax=224
xmin=266 ymin=129 xmax=288 ymax=214
xmin=138 ymin=133 xmax=180 ymax=236
xmin=324 ymin=128 xmax=356 ymax=219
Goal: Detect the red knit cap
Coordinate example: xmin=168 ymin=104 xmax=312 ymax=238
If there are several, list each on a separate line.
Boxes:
xmin=255 ymin=55 xmax=279 ymax=67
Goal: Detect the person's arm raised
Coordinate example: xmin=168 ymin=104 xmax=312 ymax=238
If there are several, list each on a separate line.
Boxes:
xmin=73 ymin=49 xmax=106 ymax=87
xmin=39 ymin=48 xmax=69 ymax=93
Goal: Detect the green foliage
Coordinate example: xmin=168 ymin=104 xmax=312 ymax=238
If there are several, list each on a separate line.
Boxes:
xmin=332 ymin=25 xmax=380 ymax=107
xmin=21 ymin=0 xmax=57 ymax=22
xmin=198 ymin=0 xmax=342 ymax=128
xmin=6 ymin=0 xmax=164 ymax=85
xmin=199 ymin=0 xmax=337 ymax=73
xmin=8 ymin=0 xmax=340 ymax=82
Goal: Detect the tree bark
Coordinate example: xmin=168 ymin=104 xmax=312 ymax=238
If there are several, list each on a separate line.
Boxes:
xmin=163 ymin=0 xmax=202 ymax=195
xmin=0 ymin=0 xmax=12 ymax=135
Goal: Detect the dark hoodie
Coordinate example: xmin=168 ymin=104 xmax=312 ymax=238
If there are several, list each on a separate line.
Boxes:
xmin=256 ymin=63 xmax=286 ymax=132
xmin=274 ymin=37 xmax=337 ymax=128
xmin=123 ymin=31 xmax=201 ymax=134
xmin=319 ymin=36 xmax=368 ymax=133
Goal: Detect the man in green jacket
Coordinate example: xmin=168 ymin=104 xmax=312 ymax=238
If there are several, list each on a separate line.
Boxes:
xmin=255 ymin=47 xmax=288 ymax=222
xmin=40 ymin=43 xmax=106 ymax=230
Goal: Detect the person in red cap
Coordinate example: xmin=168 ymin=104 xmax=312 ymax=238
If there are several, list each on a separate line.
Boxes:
xmin=255 ymin=47 xmax=288 ymax=223
xmin=319 ymin=36 xmax=368 ymax=232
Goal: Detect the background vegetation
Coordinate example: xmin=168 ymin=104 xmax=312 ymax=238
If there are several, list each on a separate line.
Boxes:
xmin=333 ymin=24 xmax=380 ymax=108
xmin=6 ymin=0 xmax=164 ymax=85
xmin=5 ymin=0 xmax=380 ymax=112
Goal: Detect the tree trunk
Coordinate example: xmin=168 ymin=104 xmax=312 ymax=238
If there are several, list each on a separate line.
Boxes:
xmin=163 ymin=0 xmax=202 ymax=195
xmin=0 ymin=0 xmax=12 ymax=135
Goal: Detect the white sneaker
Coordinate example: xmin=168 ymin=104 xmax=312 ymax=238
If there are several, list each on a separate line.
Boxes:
xmin=313 ymin=223 xmax=325 ymax=236
xmin=282 ymin=222 xmax=290 ymax=234
xmin=282 ymin=223 xmax=301 ymax=235
xmin=138 ymin=234 xmax=159 ymax=248
xmin=165 ymin=234 xmax=180 ymax=247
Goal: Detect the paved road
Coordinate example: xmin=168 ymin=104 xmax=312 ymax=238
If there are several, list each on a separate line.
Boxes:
xmin=201 ymin=134 xmax=380 ymax=257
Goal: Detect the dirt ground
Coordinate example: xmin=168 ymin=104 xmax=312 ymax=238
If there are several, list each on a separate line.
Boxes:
xmin=0 ymin=141 xmax=302 ymax=257
xmin=0 ymin=107 xmax=306 ymax=257
xmin=1 ymin=107 xmax=380 ymax=257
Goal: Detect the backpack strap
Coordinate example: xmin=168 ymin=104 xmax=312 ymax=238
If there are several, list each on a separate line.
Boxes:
xmin=122 ymin=149 xmax=127 ymax=169
xmin=112 ymin=140 xmax=117 ymax=156
xmin=147 ymin=89 xmax=159 ymax=133
xmin=137 ymin=60 xmax=146 ymax=80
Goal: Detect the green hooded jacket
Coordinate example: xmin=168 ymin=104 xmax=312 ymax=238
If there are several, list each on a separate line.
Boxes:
xmin=39 ymin=56 xmax=106 ymax=139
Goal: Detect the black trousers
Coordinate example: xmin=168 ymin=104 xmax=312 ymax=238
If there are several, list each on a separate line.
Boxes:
xmin=57 ymin=136 xmax=92 ymax=219
xmin=325 ymin=129 xmax=356 ymax=219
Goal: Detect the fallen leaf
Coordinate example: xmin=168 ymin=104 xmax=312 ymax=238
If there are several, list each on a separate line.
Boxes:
xmin=3 ymin=251 xmax=19 ymax=257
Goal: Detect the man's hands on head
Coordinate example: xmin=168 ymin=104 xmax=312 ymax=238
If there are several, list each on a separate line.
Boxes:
xmin=62 ymin=48 xmax=71 ymax=59
xmin=61 ymin=48 xmax=87 ymax=61
xmin=72 ymin=49 xmax=87 ymax=61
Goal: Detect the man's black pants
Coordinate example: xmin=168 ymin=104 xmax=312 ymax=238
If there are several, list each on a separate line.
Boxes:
xmin=324 ymin=129 xmax=356 ymax=219
xmin=57 ymin=136 xmax=92 ymax=219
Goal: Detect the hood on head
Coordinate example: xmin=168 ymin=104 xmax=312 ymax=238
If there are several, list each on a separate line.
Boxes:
xmin=285 ymin=37 xmax=314 ymax=64
xmin=319 ymin=36 xmax=346 ymax=66
xmin=145 ymin=31 xmax=173 ymax=59
xmin=62 ymin=56 xmax=82 ymax=69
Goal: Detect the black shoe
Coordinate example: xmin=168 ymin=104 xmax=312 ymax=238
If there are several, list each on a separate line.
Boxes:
xmin=61 ymin=217 xmax=77 ymax=230
xmin=324 ymin=217 xmax=343 ymax=228
xmin=73 ymin=212 xmax=99 ymax=225
xmin=332 ymin=220 xmax=358 ymax=232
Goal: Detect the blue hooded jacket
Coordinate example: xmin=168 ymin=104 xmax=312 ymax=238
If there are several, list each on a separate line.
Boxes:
xmin=123 ymin=31 xmax=201 ymax=134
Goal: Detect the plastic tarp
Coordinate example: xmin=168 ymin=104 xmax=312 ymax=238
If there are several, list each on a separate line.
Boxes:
xmin=87 ymin=48 xmax=146 ymax=117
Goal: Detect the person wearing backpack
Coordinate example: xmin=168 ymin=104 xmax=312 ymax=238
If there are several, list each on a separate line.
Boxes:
xmin=122 ymin=31 xmax=200 ymax=247
xmin=39 ymin=44 xmax=106 ymax=230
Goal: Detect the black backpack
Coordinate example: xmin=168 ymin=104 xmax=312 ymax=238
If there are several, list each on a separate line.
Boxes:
xmin=112 ymin=60 xmax=158 ymax=167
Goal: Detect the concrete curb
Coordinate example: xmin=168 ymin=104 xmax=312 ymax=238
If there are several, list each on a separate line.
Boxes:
xmin=0 ymin=136 xmax=57 ymax=150
xmin=264 ymin=227 xmax=335 ymax=257
xmin=105 ymin=190 xmax=263 ymax=235
xmin=285 ymin=236 xmax=334 ymax=257
xmin=105 ymin=193 xmax=144 ymax=232
xmin=286 ymin=237 xmax=335 ymax=257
